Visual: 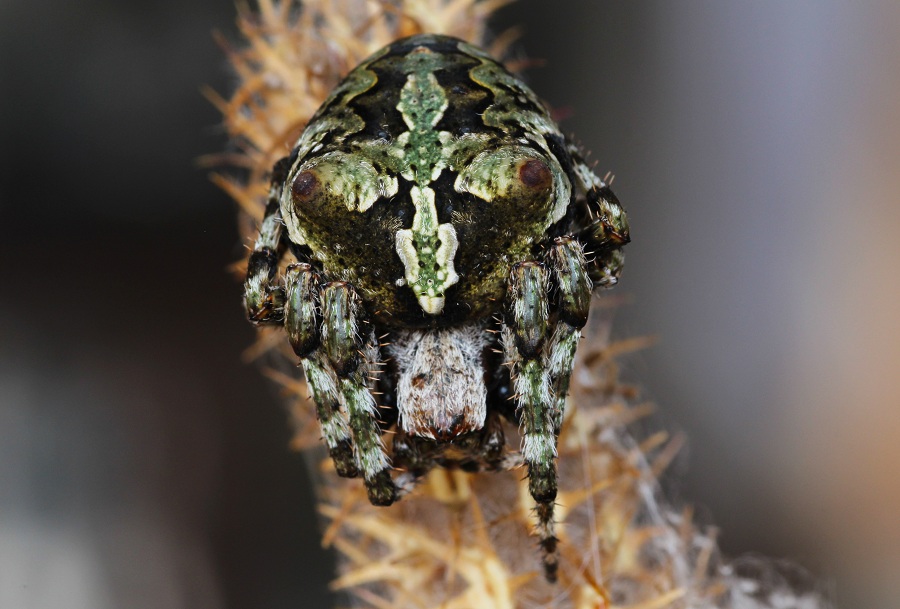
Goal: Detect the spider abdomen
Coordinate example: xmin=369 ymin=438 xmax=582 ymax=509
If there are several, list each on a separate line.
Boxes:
xmin=280 ymin=34 xmax=573 ymax=327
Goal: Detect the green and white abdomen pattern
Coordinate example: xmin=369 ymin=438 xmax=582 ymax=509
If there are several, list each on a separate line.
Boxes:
xmin=392 ymin=56 xmax=460 ymax=315
xmin=279 ymin=35 xmax=577 ymax=327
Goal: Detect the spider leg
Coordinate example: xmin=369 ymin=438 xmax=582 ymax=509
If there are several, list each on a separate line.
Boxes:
xmin=565 ymin=141 xmax=606 ymax=194
xmin=284 ymin=264 xmax=358 ymax=478
xmin=320 ymin=281 xmax=396 ymax=506
xmin=392 ymin=429 xmax=437 ymax=479
xmin=474 ymin=411 xmax=507 ymax=468
xmin=244 ymin=157 xmax=291 ymax=324
xmin=564 ymin=150 xmax=629 ymax=288
xmin=563 ymin=142 xmax=629 ymax=286
xmin=391 ymin=429 xmax=440 ymax=496
xmin=580 ymin=185 xmax=629 ymax=287
xmin=504 ymin=261 xmax=560 ymax=581
xmin=546 ymin=237 xmax=592 ymax=434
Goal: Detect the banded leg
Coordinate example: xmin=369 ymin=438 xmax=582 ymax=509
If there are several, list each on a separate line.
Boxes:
xmin=564 ymin=142 xmax=630 ymax=287
xmin=546 ymin=237 xmax=592 ymax=434
xmin=321 ymin=282 xmax=396 ymax=506
xmin=284 ymin=264 xmax=358 ymax=478
xmin=565 ymin=141 xmax=607 ymax=194
xmin=581 ymin=185 xmax=630 ymax=287
xmin=505 ymin=261 xmax=559 ymax=581
xmin=588 ymin=247 xmax=626 ymax=288
xmin=244 ymin=157 xmax=291 ymax=324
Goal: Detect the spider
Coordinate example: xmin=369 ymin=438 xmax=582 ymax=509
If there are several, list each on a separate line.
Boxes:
xmin=243 ymin=34 xmax=629 ymax=580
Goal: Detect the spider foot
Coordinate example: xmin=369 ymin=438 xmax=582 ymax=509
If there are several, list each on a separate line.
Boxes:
xmin=535 ymin=500 xmax=559 ymax=582
xmin=365 ymin=468 xmax=397 ymax=506
xmin=328 ymin=438 xmax=359 ymax=479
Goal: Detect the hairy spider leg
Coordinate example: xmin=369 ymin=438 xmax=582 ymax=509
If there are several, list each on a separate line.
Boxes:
xmin=320 ymin=282 xmax=396 ymax=506
xmin=580 ymin=185 xmax=628 ymax=287
xmin=242 ymin=158 xmax=367 ymax=482
xmin=244 ymin=157 xmax=291 ymax=324
xmin=565 ymin=142 xmax=606 ymax=193
xmin=546 ymin=238 xmax=592 ymax=434
xmin=284 ymin=264 xmax=359 ymax=479
xmin=302 ymin=355 xmax=361 ymax=479
xmin=565 ymin=144 xmax=630 ymax=287
xmin=504 ymin=261 xmax=560 ymax=581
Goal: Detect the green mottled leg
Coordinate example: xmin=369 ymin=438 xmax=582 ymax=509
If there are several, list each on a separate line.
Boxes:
xmin=580 ymin=185 xmax=630 ymax=288
xmin=321 ymin=282 xmax=396 ymax=506
xmin=301 ymin=356 xmax=359 ymax=478
xmin=244 ymin=157 xmax=290 ymax=324
xmin=284 ymin=264 xmax=358 ymax=478
xmin=564 ymin=142 xmax=629 ymax=287
xmin=566 ymin=142 xmax=606 ymax=191
xmin=588 ymin=247 xmax=626 ymax=287
xmin=546 ymin=237 xmax=592 ymax=433
xmin=505 ymin=261 xmax=559 ymax=581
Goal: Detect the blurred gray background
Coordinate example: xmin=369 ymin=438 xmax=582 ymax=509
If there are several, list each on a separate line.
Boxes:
xmin=2 ymin=1 xmax=898 ymax=608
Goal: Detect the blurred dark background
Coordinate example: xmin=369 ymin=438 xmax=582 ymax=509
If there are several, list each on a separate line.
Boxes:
xmin=2 ymin=1 xmax=899 ymax=608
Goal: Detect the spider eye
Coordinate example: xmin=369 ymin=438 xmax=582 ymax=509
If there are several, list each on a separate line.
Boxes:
xmin=518 ymin=159 xmax=552 ymax=191
xmin=291 ymin=170 xmax=321 ymax=208
xmin=455 ymin=145 xmax=557 ymax=214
